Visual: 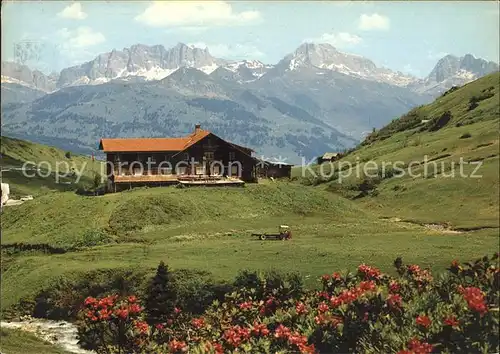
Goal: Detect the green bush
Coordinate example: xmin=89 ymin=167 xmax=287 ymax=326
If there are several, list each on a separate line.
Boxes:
xmin=362 ymin=110 xmax=423 ymax=145
xmin=346 ymin=175 xmax=382 ymax=199
xmin=468 ymin=99 xmax=479 ymax=111
xmin=428 ymin=111 xmax=452 ymax=132
xmin=469 ymin=91 xmax=495 ymax=111
xmin=73 ymin=229 xmax=113 ymax=249
xmin=300 ymin=175 xmax=324 ymax=186
xmin=243 ymin=270 xmax=303 ymax=301
xmin=459 ymin=132 xmax=472 ymax=139
xmin=172 ymin=269 xmax=231 ymax=315
xmin=16 ymin=269 xmax=148 ymax=321
xmin=76 ymin=253 xmax=500 ymax=354
xmin=441 ymin=86 xmax=460 ymax=96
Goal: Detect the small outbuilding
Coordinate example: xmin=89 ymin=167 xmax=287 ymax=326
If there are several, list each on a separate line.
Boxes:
xmin=255 ymin=158 xmax=293 ymax=179
xmin=317 ymin=152 xmax=342 ymax=164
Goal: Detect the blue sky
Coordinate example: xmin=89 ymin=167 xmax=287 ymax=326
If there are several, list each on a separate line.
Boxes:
xmin=2 ymin=1 xmax=498 ymax=77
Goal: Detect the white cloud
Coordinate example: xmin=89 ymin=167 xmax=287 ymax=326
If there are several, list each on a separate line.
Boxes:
xmin=305 ymin=32 xmax=362 ymax=48
xmin=358 ymin=13 xmax=390 ymax=31
xmin=57 ymin=27 xmax=105 ymax=48
xmin=57 ymin=3 xmax=87 ymax=20
xmin=135 ymin=1 xmax=261 ymax=28
xmin=189 ymin=42 xmax=264 ymax=59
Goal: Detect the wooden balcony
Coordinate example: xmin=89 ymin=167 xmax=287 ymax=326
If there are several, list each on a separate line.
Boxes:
xmin=112 ymin=169 xmax=242 ymax=185
xmin=113 ymin=174 xmax=178 ymax=183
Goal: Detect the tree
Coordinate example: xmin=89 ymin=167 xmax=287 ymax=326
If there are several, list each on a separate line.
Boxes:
xmin=92 ymin=172 xmax=101 ymax=196
xmin=428 ymin=111 xmax=452 ymax=132
xmin=145 ymin=261 xmax=177 ymax=324
xmin=65 ymin=151 xmax=71 ymax=159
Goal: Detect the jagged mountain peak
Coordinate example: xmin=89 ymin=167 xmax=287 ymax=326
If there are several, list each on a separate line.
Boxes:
xmin=3 ymin=40 xmax=498 ymax=97
xmin=1 ymin=61 xmax=57 ymax=92
xmin=294 ymin=42 xmax=338 ymax=54
xmin=426 ymin=53 xmax=499 ymax=84
xmin=267 ymin=42 xmax=418 ymax=87
xmin=174 ymin=42 xmax=211 ymax=55
xmin=285 ymin=42 xmax=341 ymax=68
xmin=277 ymin=42 xmax=376 ymax=72
xmin=54 ymin=42 xmax=220 ymax=87
xmin=209 ymin=60 xmax=271 ymax=83
xmin=462 ymin=53 xmax=475 ymax=60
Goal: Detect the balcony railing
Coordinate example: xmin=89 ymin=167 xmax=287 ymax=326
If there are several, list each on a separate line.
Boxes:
xmin=113 ymin=167 xmax=225 ymax=177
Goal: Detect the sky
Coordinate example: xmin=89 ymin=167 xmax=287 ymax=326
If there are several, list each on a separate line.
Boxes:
xmin=2 ymin=1 xmax=499 ymax=78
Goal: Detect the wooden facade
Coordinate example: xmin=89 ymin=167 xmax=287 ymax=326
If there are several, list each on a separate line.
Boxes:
xmin=255 ymin=159 xmax=293 ymax=179
xmin=99 ymin=125 xmax=257 ymax=192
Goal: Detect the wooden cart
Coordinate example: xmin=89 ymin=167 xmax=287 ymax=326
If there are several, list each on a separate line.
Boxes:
xmin=252 ymin=225 xmax=292 ymax=241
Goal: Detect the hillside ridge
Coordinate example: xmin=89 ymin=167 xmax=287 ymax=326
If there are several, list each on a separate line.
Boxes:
xmin=295 ymin=72 xmax=500 ymax=229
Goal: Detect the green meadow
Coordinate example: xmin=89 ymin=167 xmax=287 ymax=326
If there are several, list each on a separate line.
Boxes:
xmin=0 ymin=74 xmax=498 ymax=354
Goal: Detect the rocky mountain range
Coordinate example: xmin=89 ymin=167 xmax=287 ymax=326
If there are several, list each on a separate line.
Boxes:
xmin=271 ymin=43 xmax=417 ymax=88
xmin=1 ymin=42 xmax=498 ymax=163
xmin=409 ymin=54 xmax=500 ymax=95
xmin=2 ymin=42 xmax=497 ymax=94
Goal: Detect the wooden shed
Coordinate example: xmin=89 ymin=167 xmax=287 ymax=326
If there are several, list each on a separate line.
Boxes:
xmin=255 ymin=159 xmax=293 ymax=179
xmin=317 ymin=152 xmax=342 ymax=164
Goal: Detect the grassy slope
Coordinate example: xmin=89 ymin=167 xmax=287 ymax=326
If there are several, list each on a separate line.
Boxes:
xmin=293 ymin=72 xmax=500 ymax=229
xmin=1 ymin=74 xmax=499 ymax=314
xmin=1 ymin=136 xmax=103 ymax=197
xmin=2 ymin=182 xmax=497 ymax=310
xmin=0 ymin=328 xmax=69 ymax=354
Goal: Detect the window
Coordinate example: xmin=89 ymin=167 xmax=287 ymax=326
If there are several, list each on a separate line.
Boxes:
xmin=133 ymin=168 xmax=143 ymax=176
xmin=204 ymin=151 xmax=214 ymax=160
xmin=231 ymin=164 xmax=239 ymax=176
xmin=159 ymin=167 xmax=172 ymax=175
xmin=229 ymin=152 xmax=236 ymax=161
xmin=183 ymin=152 xmax=189 ymax=161
xmin=211 ymin=164 xmax=221 ymax=176
xmin=195 ymin=164 xmax=205 ymax=175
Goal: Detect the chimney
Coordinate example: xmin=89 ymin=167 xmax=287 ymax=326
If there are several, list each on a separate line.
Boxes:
xmin=195 ymin=124 xmax=201 ymax=133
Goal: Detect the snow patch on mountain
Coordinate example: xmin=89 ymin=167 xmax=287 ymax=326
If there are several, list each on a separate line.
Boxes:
xmin=413 ymin=54 xmax=499 ymax=95
xmin=2 ymin=42 xmax=497 ymax=96
xmin=275 ymin=42 xmax=418 ymax=87
xmin=454 ymin=69 xmax=477 ymax=80
xmin=198 ymin=64 xmax=219 ymax=75
xmin=126 ymin=67 xmax=179 ymax=81
xmin=1 ymin=75 xmax=32 ymax=86
xmin=225 ymin=60 xmax=269 ymax=72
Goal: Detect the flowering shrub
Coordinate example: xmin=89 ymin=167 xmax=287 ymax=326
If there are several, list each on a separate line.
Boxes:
xmin=77 ymin=253 xmax=499 ymax=353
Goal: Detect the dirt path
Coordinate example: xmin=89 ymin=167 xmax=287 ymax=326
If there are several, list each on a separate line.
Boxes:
xmin=382 ymin=217 xmax=464 ymax=234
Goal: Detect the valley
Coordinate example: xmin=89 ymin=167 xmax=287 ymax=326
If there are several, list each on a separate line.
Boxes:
xmin=1 ymin=74 xmax=498 ymax=334
xmin=2 ymin=42 xmax=498 ymax=163
xmin=1 ymin=10 xmax=499 ymax=351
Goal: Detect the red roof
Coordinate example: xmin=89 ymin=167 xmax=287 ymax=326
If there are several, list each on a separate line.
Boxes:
xmin=99 ymin=129 xmax=211 ymax=152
